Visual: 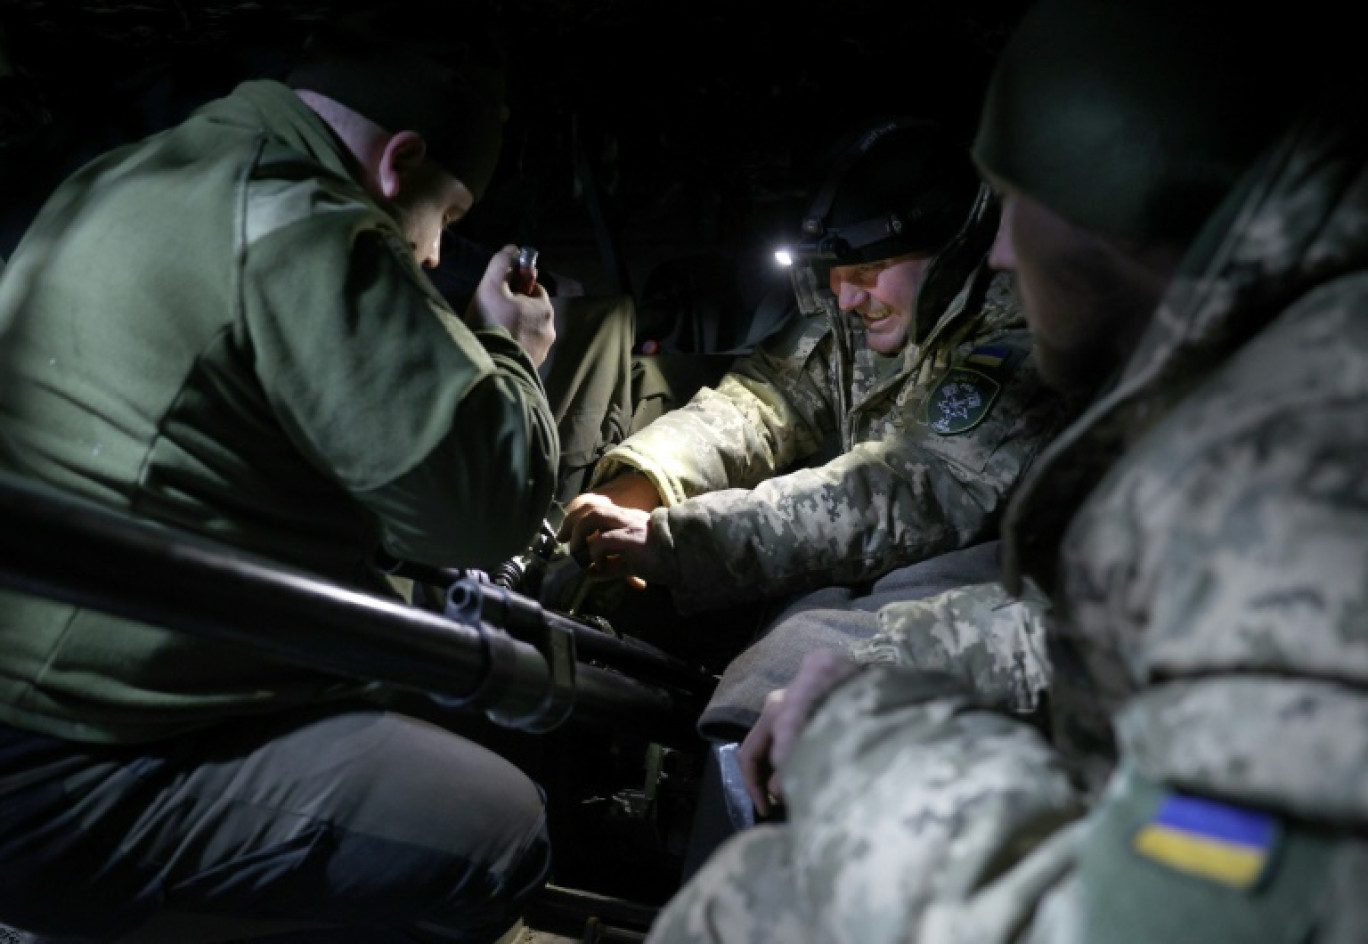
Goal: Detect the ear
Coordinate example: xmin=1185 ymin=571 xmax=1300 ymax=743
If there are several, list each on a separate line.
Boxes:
xmin=377 ymin=131 xmax=428 ymax=200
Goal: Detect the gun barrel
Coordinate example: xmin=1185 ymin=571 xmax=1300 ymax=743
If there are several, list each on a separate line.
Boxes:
xmin=0 ymin=471 xmax=701 ymax=741
xmin=445 ymin=578 xmax=717 ymax=698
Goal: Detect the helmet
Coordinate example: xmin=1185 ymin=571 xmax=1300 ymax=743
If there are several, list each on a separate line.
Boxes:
xmin=779 ymin=116 xmax=982 ymax=267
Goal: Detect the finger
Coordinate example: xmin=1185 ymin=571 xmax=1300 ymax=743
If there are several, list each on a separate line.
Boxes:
xmin=769 ymin=689 xmax=819 ymax=770
xmin=588 ymin=528 xmax=640 ymax=561
xmin=569 ymin=509 xmax=610 ymax=549
xmin=559 ymin=501 xmax=594 ymax=544
xmin=740 ymin=697 xmax=783 ymax=815
xmin=583 ymin=555 xmax=631 ymax=582
xmin=739 ymin=737 xmax=773 ymax=816
xmin=573 ymin=499 xmax=633 ymax=535
xmin=769 ymin=717 xmax=798 ymax=771
xmin=556 ymin=516 xmax=577 ymax=544
xmin=480 ymin=244 xmax=519 ymax=286
xmin=586 ymin=531 xmax=622 ymax=566
xmin=748 ymin=777 xmax=771 ymax=819
xmin=766 ymin=772 xmax=785 ymax=808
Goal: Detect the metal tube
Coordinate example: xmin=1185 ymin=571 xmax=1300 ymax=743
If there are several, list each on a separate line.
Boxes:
xmin=445 ymin=578 xmax=717 ymax=696
xmin=0 ymin=471 xmax=701 ymax=740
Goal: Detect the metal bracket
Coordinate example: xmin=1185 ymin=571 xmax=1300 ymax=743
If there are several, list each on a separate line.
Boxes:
xmin=443 ymin=582 xmax=578 ymax=733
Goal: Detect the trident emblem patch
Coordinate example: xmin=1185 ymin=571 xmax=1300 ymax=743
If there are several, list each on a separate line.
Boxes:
xmin=925 ymin=367 xmax=1001 ymax=435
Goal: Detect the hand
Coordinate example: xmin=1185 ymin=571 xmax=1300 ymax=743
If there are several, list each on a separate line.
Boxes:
xmin=561 ymin=471 xmax=662 ymax=539
xmin=738 ymin=649 xmax=861 ymax=818
xmin=465 ymin=244 xmax=555 ymax=366
xmin=563 ymin=499 xmax=675 ymax=587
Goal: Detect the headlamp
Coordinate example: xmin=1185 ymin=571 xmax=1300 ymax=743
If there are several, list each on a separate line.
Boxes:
xmin=774 ymin=116 xmax=973 ymax=270
xmin=773 ymin=212 xmax=910 ymax=267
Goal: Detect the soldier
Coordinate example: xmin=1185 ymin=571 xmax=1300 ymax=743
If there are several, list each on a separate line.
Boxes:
xmin=644 ymin=1 xmax=1367 ymax=942
xmin=0 ymin=5 xmax=558 ymax=941
xmin=560 ymin=116 xmax=1069 ymax=745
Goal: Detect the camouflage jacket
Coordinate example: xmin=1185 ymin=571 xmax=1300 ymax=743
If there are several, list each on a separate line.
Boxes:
xmin=772 ymin=90 xmax=1368 ymax=944
xmin=593 ymin=189 xmax=1067 ymax=612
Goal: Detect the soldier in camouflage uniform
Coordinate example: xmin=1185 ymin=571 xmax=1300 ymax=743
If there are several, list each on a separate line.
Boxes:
xmin=645 ymin=2 xmax=1368 ymax=942
xmin=561 ymin=117 xmax=1067 ymax=737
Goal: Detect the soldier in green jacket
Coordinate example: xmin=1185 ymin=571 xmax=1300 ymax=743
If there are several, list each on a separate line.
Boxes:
xmin=0 ymin=7 xmax=559 ymax=941
xmin=645 ymin=2 xmax=1367 ymax=943
xmin=561 ymin=117 xmax=1069 ymax=740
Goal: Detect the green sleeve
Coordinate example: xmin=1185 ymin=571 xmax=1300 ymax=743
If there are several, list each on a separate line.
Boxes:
xmin=241 ymin=195 xmax=557 ymax=569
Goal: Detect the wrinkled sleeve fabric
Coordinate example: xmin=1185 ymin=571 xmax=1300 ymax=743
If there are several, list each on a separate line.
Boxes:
xmin=590 ymin=323 xmax=837 ymax=505
xmin=239 ymin=177 xmax=557 ymax=570
xmin=777 ymin=667 xmax=1084 ymax=944
xmin=653 ymin=344 xmax=1059 ymax=612
xmin=1078 ymin=399 xmax=1368 ymax=825
xmin=852 ymin=578 xmax=1053 ymax=714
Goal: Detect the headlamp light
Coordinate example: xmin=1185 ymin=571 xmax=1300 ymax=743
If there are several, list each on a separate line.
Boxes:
xmin=773 ymin=213 xmax=907 ymax=267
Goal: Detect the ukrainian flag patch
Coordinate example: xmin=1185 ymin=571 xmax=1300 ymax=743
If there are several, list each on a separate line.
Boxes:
xmin=1132 ymin=793 xmax=1280 ymax=890
xmin=964 ymin=344 xmax=1011 ymax=369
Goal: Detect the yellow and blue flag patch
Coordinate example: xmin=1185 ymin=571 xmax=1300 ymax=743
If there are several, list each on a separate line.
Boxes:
xmin=1132 ymin=793 xmax=1280 ymax=890
xmin=964 ymin=344 xmax=1011 ymax=369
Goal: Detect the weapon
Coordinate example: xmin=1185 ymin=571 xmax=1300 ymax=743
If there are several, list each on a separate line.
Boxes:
xmin=0 ymin=470 xmax=705 ymax=744
xmin=377 ymin=543 xmax=717 ymax=733
xmin=0 ymin=470 xmax=714 ymax=933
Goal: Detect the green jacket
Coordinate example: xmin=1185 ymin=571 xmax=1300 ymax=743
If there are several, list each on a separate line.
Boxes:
xmin=0 ymin=80 xmax=558 ymax=744
xmin=593 ymin=189 xmax=1067 ymax=612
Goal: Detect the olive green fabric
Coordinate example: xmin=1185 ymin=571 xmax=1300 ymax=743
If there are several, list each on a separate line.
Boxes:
xmin=0 ymin=79 xmax=557 ymax=744
xmin=1074 ymin=768 xmax=1332 ymax=944
xmin=972 ymin=0 xmax=1301 ymax=244
xmin=541 ymin=293 xmax=732 ymax=505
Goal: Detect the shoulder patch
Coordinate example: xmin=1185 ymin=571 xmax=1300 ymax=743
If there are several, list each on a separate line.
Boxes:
xmin=1132 ymin=793 xmax=1280 ymax=890
xmin=925 ymin=366 xmax=1002 ymax=435
xmin=964 ymin=344 xmax=1013 ymax=369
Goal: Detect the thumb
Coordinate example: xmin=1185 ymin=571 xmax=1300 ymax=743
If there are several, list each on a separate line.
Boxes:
xmin=483 ymin=244 xmax=519 ymax=281
xmin=468 ymin=245 xmax=518 ymax=315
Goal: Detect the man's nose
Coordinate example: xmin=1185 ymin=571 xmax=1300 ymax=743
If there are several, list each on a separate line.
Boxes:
xmin=988 ymin=200 xmax=1017 ymax=271
xmin=421 ymin=233 xmax=442 ymax=269
xmin=835 ymin=280 xmax=867 ymax=311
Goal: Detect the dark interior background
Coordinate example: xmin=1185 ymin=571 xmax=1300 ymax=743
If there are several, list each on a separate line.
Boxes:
xmin=0 ymin=0 xmax=1030 ymax=350
xmin=0 ymin=2 xmax=1033 ymax=907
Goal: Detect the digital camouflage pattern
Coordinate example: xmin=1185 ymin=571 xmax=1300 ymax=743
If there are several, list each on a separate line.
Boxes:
xmin=851 ymin=577 xmax=1052 ymax=714
xmin=593 ymin=190 xmax=1068 ymax=612
xmin=651 ymin=665 xmax=1084 ymax=944
xmin=645 ymin=91 xmax=1368 ymax=944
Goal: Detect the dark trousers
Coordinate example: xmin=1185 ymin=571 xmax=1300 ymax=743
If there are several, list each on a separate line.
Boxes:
xmin=542 ymin=293 xmax=734 ymax=506
xmin=0 ymin=707 xmax=550 ymax=942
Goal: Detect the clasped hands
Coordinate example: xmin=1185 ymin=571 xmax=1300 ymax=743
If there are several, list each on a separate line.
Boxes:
xmin=563 ymin=473 xmax=865 ymax=820
xmin=558 ymin=470 xmax=674 ymax=588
